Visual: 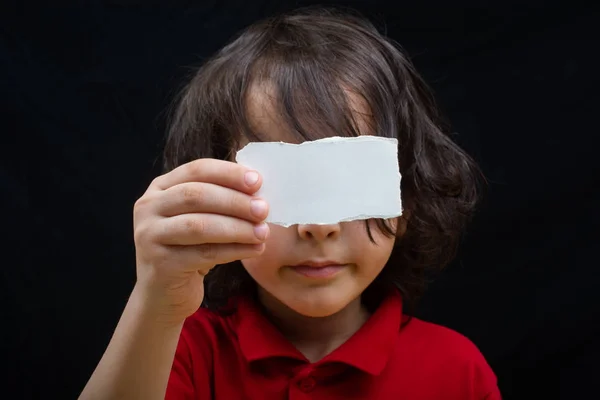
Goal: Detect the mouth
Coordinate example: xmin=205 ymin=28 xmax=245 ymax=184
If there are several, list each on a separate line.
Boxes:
xmin=288 ymin=260 xmax=347 ymax=279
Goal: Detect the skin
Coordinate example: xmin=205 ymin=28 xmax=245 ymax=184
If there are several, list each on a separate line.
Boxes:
xmin=79 ymin=84 xmax=402 ymax=399
xmin=79 ymin=159 xmax=270 ymax=400
xmin=241 ymin=83 xmax=398 ymax=361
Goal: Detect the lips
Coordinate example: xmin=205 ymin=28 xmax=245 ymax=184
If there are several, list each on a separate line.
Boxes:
xmin=289 ymin=260 xmax=346 ymax=278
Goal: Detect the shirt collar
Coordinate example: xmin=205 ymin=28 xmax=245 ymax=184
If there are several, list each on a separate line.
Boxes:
xmin=235 ymin=289 xmax=403 ymax=375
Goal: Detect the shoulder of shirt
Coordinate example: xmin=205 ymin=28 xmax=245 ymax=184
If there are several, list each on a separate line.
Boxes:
xmin=399 ymin=316 xmax=489 ymax=365
xmin=183 ymin=306 xmax=231 ymax=330
xmin=396 ymin=317 xmax=499 ymax=397
xmin=179 ymin=306 xmax=234 ymax=347
xmin=180 ymin=306 xmax=490 ymax=369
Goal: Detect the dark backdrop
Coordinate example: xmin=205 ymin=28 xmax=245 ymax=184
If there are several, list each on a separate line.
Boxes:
xmin=2 ymin=1 xmax=598 ymax=399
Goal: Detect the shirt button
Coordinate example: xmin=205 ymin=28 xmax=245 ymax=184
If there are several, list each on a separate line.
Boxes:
xmin=298 ymin=376 xmax=317 ymax=392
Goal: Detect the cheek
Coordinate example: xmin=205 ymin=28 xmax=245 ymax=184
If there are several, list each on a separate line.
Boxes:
xmin=345 ymin=220 xmax=396 ymax=266
xmin=346 ymin=219 xmax=395 ymax=241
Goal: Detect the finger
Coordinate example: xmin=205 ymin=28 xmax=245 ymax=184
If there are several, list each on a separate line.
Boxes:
xmin=155 ymin=213 xmax=270 ymax=246
xmin=150 ymin=159 xmax=261 ymax=195
xmin=156 ymin=182 xmax=269 ymax=222
xmin=169 ymin=243 xmax=266 ymax=272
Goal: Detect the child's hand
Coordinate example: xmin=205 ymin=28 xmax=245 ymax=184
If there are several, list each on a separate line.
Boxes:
xmin=132 ymin=159 xmax=269 ymax=324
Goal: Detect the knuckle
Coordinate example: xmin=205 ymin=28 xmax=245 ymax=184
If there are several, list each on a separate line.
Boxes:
xmin=133 ymin=194 xmax=151 ymax=213
xmin=228 ymin=193 xmax=244 ymax=216
xmin=224 ymin=160 xmax=239 ymax=175
xmin=180 ymin=184 xmax=204 ymax=207
xmin=133 ymin=194 xmax=159 ymax=227
xmin=133 ymin=222 xmax=152 ymax=245
xmin=229 ymin=221 xmax=247 ymax=240
xmin=149 ymin=174 xmax=168 ymax=191
xmin=150 ymin=176 xmax=162 ymax=187
xmin=185 ymin=159 xmax=206 ymax=179
xmin=198 ymin=243 xmax=218 ymax=260
xmin=184 ymin=217 xmax=206 ymax=236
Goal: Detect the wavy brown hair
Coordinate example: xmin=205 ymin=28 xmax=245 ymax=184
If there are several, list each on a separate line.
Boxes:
xmin=163 ymin=7 xmax=482 ymax=314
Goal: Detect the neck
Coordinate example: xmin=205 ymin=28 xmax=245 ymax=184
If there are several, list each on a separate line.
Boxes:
xmin=257 ymin=289 xmax=370 ymax=362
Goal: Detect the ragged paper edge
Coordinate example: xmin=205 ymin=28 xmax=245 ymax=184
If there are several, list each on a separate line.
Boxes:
xmin=236 ymin=135 xmax=398 ymax=158
xmin=237 ymin=135 xmax=403 ymax=227
xmin=268 ymin=209 xmax=404 ymax=228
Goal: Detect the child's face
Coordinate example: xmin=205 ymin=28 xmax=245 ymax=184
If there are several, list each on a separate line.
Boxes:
xmin=239 ymin=84 xmax=398 ymax=318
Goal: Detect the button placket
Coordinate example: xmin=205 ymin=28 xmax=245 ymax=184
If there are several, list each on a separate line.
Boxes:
xmin=297 ymin=376 xmax=316 ymax=392
xmin=292 ymin=365 xmax=319 ymax=393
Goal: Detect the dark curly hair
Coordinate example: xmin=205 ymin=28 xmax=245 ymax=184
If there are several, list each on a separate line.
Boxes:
xmin=163 ymin=7 xmax=482 ymax=314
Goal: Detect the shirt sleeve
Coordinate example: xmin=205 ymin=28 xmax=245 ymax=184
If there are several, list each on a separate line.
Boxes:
xmin=165 ymin=333 xmax=195 ymax=400
xmin=484 ymin=387 xmax=503 ymax=400
xmin=472 ymin=350 xmax=502 ymax=400
xmin=165 ymin=324 xmax=213 ymax=400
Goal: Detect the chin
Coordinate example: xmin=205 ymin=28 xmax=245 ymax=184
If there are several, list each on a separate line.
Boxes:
xmin=257 ymin=284 xmax=361 ymax=319
xmin=283 ymin=295 xmax=353 ymax=318
xmin=293 ymin=305 xmax=340 ymax=318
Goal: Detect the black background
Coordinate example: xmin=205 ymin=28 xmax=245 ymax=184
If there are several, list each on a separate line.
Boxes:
xmin=2 ymin=1 xmax=599 ymax=399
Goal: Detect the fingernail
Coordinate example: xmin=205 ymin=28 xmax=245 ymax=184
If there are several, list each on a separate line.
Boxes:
xmin=245 ymin=171 xmax=259 ymax=186
xmin=254 ymin=223 xmax=269 ymax=240
xmin=250 ymin=199 xmax=268 ymax=218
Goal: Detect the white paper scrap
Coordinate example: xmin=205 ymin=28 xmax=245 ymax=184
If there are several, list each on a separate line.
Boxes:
xmin=235 ymin=136 xmax=402 ymax=227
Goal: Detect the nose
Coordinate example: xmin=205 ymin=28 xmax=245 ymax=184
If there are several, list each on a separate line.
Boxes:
xmin=297 ymin=223 xmax=341 ymax=241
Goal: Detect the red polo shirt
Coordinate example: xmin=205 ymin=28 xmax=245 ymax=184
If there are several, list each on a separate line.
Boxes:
xmin=166 ymin=290 xmax=501 ymax=399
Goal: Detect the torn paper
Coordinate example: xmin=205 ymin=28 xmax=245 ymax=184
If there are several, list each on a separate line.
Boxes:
xmin=235 ymin=136 xmax=402 ymax=227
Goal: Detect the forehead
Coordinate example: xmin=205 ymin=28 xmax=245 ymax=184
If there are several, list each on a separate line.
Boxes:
xmin=244 ymin=81 xmax=374 ymax=146
xmin=245 ymin=82 xmax=294 ymax=143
